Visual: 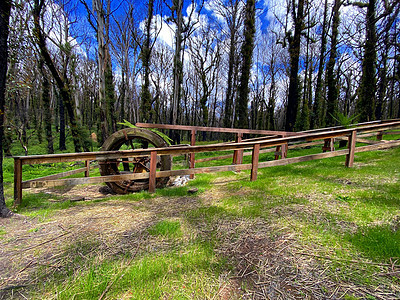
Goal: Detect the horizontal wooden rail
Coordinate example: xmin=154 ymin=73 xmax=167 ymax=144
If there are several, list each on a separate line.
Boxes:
xmin=22 ymin=164 xmax=98 ymax=188
xmin=19 ymin=140 xmax=400 ymax=190
xmin=135 ymin=122 xmax=299 ymax=136
xmin=195 ymin=140 xmax=325 ymax=163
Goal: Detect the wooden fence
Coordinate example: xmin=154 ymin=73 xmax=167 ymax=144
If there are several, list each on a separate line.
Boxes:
xmin=13 ymin=120 xmax=400 ymax=206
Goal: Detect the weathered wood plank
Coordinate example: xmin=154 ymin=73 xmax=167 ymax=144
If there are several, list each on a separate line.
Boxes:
xmin=24 ymin=172 xmax=151 ymax=189
xmin=346 ymin=130 xmax=357 ymax=167
xmin=14 ymin=158 xmax=23 ymax=206
xmin=136 ymin=122 xmax=297 ymax=136
xmin=22 ymin=165 xmax=98 ymax=189
xmin=353 ymin=140 xmax=400 ymax=152
xmin=233 ymin=133 xmax=243 ymax=165
xmin=251 ymin=144 xmax=260 ymax=181
xmin=190 ymin=130 xmax=196 ymax=179
xmin=149 ymin=151 xmax=157 ymax=193
xmin=85 ymin=160 xmax=90 ymax=177
xmin=336 ymin=136 xmax=380 ymax=144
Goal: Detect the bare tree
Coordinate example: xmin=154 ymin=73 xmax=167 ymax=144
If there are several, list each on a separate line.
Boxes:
xmin=164 ymin=0 xmax=202 ymax=142
xmin=285 ymin=0 xmax=306 ymax=131
xmin=216 ymin=0 xmax=243 ymax=129
xmin=32 ymin=0 xmax=88 ymax=152
xmin=312 ymin=0 xmax=329 ymax=129
xmin=236 ymin=0 xmax=256 ymax=129
xmin=325 ymin=0 xmax=341 ymax=126
xmin=0 ymin=0 xmax=12 ymax=217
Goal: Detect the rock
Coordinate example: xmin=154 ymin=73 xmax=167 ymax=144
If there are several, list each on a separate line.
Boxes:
xmin=188 ymin=188 xmax=198 ymax=194
xmin=170 ymin=175 xmax=191 ymax=187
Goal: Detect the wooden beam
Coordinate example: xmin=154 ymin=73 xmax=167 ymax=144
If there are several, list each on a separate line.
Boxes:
xmin=85 ymin=160 xmax=90 ymax=177
xmin=190 ymin=130 xmax=196 ymax=179
xmin=23 ymin=172 xmax=151 ymax=189
xmin=251 ymin=144 xmax=260 ymax=181
xmin=377 ymin=131 xmax=383 ymax=141
xmin=384 ymin=131 xmax=400 ymax=135
xmin=136 ymin=122 xmax=297 ymax=136
xmin=346 ymin=130 xmax=357 ymax=167
xmin=195 ymin=140 xmax=326 ymax=163
xmin=233 ymin=132 xmax=243 ymax=165
xmin=22 ymin=166 xmax=93 ymax=188
xmin=149 ymin=151 xmax=157 ymax=193
xmin=353 ymin=140 xmax=400 ymax=152
xmin=14 ymin=158 xmax=22 ymax=206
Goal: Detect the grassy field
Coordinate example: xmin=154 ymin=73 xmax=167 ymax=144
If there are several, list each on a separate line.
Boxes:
xmin=1 ymin=136 xmax=399 ymax=299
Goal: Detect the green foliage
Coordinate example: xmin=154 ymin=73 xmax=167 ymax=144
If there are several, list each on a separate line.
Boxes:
xmin=117 ymin=119 xmax=173 ymax=146
xmin=336 ymin=195 xmax=352 ymax=202
xmin=330 ymin=112 xmax=360 ymax=128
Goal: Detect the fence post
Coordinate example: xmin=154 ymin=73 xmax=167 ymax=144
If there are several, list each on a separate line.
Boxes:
xmin=345 ymin=130 xmax=357 ymax=167
xmin=189 ymin=130 xmax=196 ymax=179
xmin=377 ymin=131 xmax=383 ymax=141
xmin=149 ymin=151 xmax=157 ymax=193
xmin=85 ymin=160 xmax=90 ymax=177
xmin=251 ymin=144 xmax=260 ymax=181
xmin=233 ymin=132 xmax=243 ymax=165
xmin=14 ymin=158 xmax=23 ymax=206
xmin=281 ymin=142 xmax=288 ymax=159
xmin=322 ymin=138 xmax=335 ymax=152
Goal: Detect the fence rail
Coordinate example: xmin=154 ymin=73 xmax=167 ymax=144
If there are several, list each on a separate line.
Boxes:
xmin=13 ymin=120 xmax=400 ymax=206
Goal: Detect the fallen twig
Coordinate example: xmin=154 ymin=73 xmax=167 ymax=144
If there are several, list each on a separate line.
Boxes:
xmin=16 ymin=231 xmax=72 ymax=254
xmin=295 ymin=252 xmax=400 ymax=268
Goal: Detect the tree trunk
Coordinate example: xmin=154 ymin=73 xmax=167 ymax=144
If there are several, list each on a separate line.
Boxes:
xmin=285 ymin=0 xmax=305 ymax=131
xmin=236 ymin=0 xmax=256 ymax=129
xmin=58 ymin=90 xmax=66 ymax=150
xmin=312 ymin=0 xmax=328 ymax=129
xmin=140 ymin=0 xmax=154 ymax=123
xmin=39 ymin=59 xmax=54 ymax=154
xmin=170 ymin=0 xmax=184 ymax=144
xmin=357 ymin=0 xmax=377 ymax=122
xmin=223 ymin=0 xmax=240 ymax=129
xmin=33 ymin=0 xmax=85 ymax=152
xmin=325 ymin=0 xmax=341 ymax=126
xmin=0 ymin=0 xmax=12 ymax=217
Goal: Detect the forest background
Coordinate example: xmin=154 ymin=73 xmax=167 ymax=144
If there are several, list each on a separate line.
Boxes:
xmin=4 ymin=0 xmax=400 ymax=153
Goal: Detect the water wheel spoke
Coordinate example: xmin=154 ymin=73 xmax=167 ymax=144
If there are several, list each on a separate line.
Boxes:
xmin=99 ymin=128 xmax=172 ymax=194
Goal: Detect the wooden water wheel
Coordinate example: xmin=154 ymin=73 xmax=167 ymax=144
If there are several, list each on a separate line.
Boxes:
xmin=99 ymin=127 xmax=171 ymax=194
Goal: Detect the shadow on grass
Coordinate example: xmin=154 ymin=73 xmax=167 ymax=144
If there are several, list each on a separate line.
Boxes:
xmin=346 ymin=224 xmax=400 ymax=263
xmin=13 ymin=192 xmax=76 ymax=216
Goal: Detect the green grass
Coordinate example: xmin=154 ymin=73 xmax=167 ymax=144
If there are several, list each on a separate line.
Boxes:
xmin=148 ymin=220 xmax=182 ymax=238
xmin=7 ymin=192 xmax=76 ymax=220
xmin=347 ymin=224 xmax=400 ymax=262
xmin=34 ymin=241 xmax=227 ymax=300
xmin=0 ymin=226 xmax=6 ymax=238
